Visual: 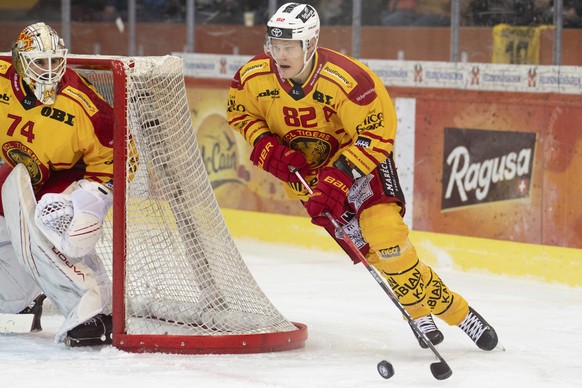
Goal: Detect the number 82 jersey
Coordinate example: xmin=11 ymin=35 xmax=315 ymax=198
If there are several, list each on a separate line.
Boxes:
xmin=227 ymin=48 xmax=397 ymax=198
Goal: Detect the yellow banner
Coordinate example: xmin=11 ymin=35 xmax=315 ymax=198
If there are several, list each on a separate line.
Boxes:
xmin=186 ymin=86 xmax=305 ymax=216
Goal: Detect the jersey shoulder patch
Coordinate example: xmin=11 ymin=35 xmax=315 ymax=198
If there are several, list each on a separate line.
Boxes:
xmin=238 ymin=54 xmax=273 ymax=85
xmin=59 ymin=69 xmax=104 ymax=117
xmin=318 ymin=49 xmax=377 ymax=105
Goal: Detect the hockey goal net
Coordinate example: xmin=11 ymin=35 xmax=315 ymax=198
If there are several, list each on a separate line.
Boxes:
xmin=61 ymin=54 xmax=306 ymax=354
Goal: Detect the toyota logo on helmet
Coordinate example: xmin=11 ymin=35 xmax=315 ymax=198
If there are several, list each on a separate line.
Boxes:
xmin=267 ymin=3 xmax=320 ymax=43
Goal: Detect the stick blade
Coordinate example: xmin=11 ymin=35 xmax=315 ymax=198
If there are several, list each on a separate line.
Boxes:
xmin=430 ymin=361 xmax=452 ymax=380
xmin=0 ymin=314 xmax=35 ymax=333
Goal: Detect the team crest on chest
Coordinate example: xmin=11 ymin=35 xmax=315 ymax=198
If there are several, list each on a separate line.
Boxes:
xmin=283 ymin=129 xmax=340 ymax=169
xmin=289 ymin=137 xmax=331 ymax=169
xmin=2 ymin=142 xmax=49 ymax=188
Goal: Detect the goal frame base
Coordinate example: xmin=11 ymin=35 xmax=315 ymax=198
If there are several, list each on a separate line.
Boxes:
xmin=113 ymin=322 xmax=308 ymax=354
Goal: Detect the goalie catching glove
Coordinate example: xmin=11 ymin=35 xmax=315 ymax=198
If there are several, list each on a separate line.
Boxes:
xmin=305 ymin=167 xmax=354 ymax=224
xmin=250 ymin=134 xmax=309 ymax=182
xmin=35 ymin=180 xmax=113 ymax=258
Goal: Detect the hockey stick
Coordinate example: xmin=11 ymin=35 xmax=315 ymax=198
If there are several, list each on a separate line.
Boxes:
xmin=291 ymin=167 xmax=452 ymax=380
xmin=0 ymin=294 xmax=46 ymax=334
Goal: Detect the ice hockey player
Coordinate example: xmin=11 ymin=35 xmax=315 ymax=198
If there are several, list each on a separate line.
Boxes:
xmin=0 ymin=22 xmax=114 ymax=346
xmin=226 ymin=3 xmax=498 ymax=351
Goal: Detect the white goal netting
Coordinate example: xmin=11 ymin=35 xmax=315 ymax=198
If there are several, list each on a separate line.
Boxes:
xmin=66 ymin=55 xmax=305 ymax=353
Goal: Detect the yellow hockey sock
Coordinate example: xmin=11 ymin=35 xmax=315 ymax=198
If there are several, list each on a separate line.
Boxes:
xmin=360 ymin=202 xmax=469 ymax=324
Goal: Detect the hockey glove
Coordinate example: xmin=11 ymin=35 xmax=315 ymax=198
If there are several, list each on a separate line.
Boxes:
xmin=249 ymin=134 xmax=309 ymax=182
xmin=310 ymin=206 xmax=354 ymax=229
xmin=36 ymin=180 xmax=112 ymax=258
xmin=305 ymin=167 xmax=354 ymax=223
xmin=65 ymin=180 xmax=112 ymax=257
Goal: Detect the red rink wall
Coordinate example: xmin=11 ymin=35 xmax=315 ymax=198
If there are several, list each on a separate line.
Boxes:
xmin=391 ymin=86 xmax=582 ymax=249
xmin=180 ymin=54 xmax=582 ymax=251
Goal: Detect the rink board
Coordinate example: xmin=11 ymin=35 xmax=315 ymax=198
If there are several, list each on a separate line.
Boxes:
xmin=223 ymin=208 xmax=582 ymax=287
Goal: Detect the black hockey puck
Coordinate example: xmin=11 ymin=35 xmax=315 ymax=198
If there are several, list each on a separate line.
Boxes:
xmin=377 ymin=360 xmax=394 ymax=379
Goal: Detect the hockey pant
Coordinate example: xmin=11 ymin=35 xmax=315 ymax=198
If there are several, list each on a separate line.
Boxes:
xmin=320 ymin=157 xmax=469 ymax=326
xmin=361 ymin=202 xmax=468 ymax=326
xmin=0 ymin=164 xmax=111 ymax=342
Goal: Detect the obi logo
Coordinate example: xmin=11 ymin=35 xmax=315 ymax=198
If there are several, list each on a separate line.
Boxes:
xmin=40 ymin=106 xmax=75 ymax=126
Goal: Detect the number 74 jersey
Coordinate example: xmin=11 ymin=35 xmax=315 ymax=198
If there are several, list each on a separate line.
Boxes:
xmin=227 ymin=48 xmax=398 ymax=185
xmin=0 ymin=60 xmax=114 ymax=192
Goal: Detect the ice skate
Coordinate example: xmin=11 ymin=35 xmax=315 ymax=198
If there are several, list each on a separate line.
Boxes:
xmin=64 ymin=314 xmax=112 ymax=347
xmin=458 ymin=307 xmax=498 ymax=351
xmin=409 ymin=314 xmax=444 ymax=348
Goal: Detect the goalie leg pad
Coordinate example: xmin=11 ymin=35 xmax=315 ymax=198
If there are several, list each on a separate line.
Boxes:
xmin=2 ymin=164 xmax=112 ymax=343
xmin=0 ymin=217 xmax=41 ymax=314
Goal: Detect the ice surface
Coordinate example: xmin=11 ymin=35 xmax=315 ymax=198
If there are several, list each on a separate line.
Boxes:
xmin=1 ymin=238 xmax=581 ymax=388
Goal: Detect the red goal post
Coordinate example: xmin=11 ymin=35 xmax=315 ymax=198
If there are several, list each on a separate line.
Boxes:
xmin=1 ymin=53 xmax=307 ymax=354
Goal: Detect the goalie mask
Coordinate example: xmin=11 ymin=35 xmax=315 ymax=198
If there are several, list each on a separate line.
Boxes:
xmin=12 ymin=22 xmax=67 ymax=105
xmin=265 ymin=3 xmax=320 ymax=78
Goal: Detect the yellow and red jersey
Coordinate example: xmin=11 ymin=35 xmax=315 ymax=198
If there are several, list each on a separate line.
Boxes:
xmin=0 ymin=59 xmax=113 ymax=192
xmin=227 ymin=48 xmax=397 ymax=199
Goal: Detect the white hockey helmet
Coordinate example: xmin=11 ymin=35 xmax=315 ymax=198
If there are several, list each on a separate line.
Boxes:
xmin=265 ymin=3 xmax=320 ymax=69
xmin=12 ymin=22 xmax=67 ymax=105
